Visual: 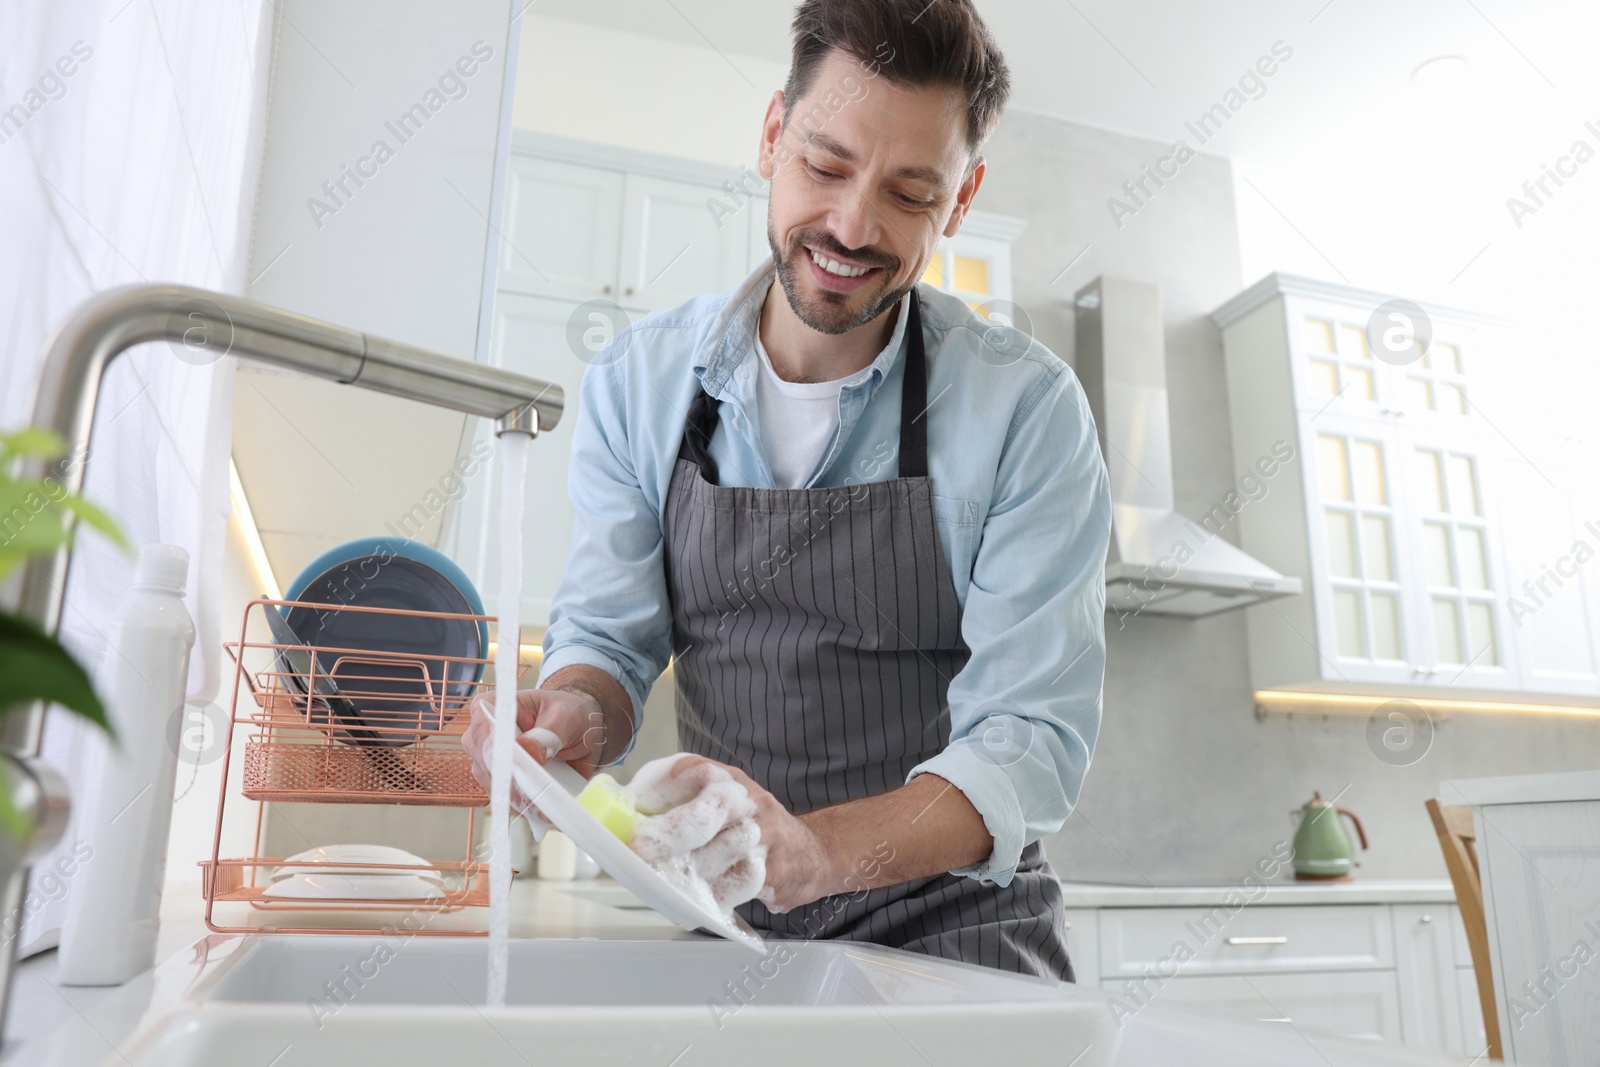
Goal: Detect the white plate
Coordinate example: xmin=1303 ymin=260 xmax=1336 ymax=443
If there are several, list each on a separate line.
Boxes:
xmin=262 ymin=872 xmax=447 ymax=901
xmin=272 ymin=844 xmax=442 ymax=882
xmin=483 ymin=708 xmax=765 ymax=954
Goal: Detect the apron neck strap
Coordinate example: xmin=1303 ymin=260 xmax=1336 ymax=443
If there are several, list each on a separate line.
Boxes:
xmin=682 ymin=288 xmax=929 ymax=484
xmin=896 ymin=288 xmax=929 ymax=479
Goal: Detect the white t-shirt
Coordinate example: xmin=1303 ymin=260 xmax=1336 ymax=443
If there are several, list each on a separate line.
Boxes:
xmin=752 ymin=330 xmax=873 ymax=488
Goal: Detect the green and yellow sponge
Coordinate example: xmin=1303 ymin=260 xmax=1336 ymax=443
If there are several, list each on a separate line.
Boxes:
xmin=576 ymin=773 xmax=637 ymax=844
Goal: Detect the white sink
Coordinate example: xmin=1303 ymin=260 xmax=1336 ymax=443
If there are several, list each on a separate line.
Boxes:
xmin=123 ymin=935 xmax=1116 ymax=1067
xmin=19 ymin=932 xmax=1468 ymax=1067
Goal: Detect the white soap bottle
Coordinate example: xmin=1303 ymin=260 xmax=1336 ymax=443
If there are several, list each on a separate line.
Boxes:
xmin=57 ymin=544 xmax=195 ymax=986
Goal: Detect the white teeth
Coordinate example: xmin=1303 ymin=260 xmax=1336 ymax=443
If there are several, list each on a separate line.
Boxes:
xmin=810 ymin=249 xmax=870 ymax=278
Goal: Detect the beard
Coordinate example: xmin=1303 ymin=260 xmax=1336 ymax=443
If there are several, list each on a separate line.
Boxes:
xmin=767 ymin=224 xmax=913 ymax=336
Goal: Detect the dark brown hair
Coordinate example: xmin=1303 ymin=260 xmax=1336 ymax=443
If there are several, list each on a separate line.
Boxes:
xmin=784 ymin=0 xmax=1011 ymax=155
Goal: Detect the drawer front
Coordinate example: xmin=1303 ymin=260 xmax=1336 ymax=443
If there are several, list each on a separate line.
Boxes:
xmin=1145 ymin=971 xmax=1402 ymax=1042
xmin=1100 ymin=904 xmax=1394 ymax=977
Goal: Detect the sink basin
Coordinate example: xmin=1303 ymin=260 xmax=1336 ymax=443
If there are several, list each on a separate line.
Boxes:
xmin=18 ymin=933 xmax=1468 ymax=1067
xmin=200 ymin=935 xmax=1071 ymax=1008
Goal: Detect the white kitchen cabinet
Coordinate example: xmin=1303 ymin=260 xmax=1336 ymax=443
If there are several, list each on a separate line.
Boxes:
xmin=500 ymin=155 xmax=624 ymax=301
xmin=1098 ymin=904 xmax=1393 ymax=978
xmin=918 ymin=215 xmax=1026 ymax=313
xmin=1214 ymin=273 xmax=1590 ymax=700
xmin=1153 ymin=971 xmax=1403 ymax=1040
xmin=1458 ymin=966 xmax=1488 ymax=1054
xmin=1392 ymin=904 xmax=1466 ymax=1055
xmin=618 ymin=174 xmax=752 ymax=310
xmin=1447 ymin=772 xmax=1600 ymax=1067
xmin=1062 ymin=883 xmax=1472 ymax=1056
xmin=1486 ymin=449 xmax=1600 ymax=696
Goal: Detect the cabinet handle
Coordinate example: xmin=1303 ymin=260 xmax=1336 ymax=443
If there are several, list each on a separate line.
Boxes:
xmin=1063 ymin=921 xmax=1072 ymax=931
xmin=1225 ymin=936 xmax=1288 ymax=946
xmin=1419 ymin=914 xmax=1434 ymax=924
xmin=1259 ymin=1017 xmax=1293 ymax=1024
xmin=602 ymin=284 xmax=612 ymax=294
xmin=625 ymin=286 xmax=635 ymax=297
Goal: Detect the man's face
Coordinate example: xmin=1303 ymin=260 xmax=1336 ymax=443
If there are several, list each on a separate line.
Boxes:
xmin=759 ymin=51 xmax=985 ymax=336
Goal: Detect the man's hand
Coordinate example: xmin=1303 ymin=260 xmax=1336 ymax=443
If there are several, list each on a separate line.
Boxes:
xmin=460 ymin=688 xmax=603 ymax=820
xmin=634 ymin=755 xmax=831 ymax=913
xmin=460 ymin=665 xmax=635 ymax=817
xmin=650 ymin=758 xmax=996 ymax=914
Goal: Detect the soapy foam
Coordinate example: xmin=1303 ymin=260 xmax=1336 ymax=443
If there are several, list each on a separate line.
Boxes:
xmin=623 ymin=757 xmax=767 ymax=916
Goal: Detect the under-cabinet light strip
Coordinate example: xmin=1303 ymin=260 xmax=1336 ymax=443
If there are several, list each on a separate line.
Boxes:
xmin=1254 ymin=689 xmax=1600 ymax=718
xmin=229 ymin=458 xmax=280 ymax=601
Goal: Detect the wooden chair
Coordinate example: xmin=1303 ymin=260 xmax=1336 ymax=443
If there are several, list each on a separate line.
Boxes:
xmin=1426 ymin=798 xmax=1502 ymax=1061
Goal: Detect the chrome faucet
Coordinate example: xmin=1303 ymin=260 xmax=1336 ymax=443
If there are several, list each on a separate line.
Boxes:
xmin=0 ymin=284 xmax=563 ymax=1041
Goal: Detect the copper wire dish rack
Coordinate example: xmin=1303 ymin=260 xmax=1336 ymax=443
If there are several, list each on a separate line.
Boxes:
xmin=200 ymin=596 xmax=529 ymax=936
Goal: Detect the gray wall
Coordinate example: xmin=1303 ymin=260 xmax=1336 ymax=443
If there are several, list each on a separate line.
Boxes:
xmin=976 ymin=109 xmax=1600 ymax=886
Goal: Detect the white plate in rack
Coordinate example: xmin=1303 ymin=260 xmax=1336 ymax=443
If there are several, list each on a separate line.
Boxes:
xmin=480 ymin=705 xmax=766 ymax=954
xmin=271 ymin=843 xmax=442 ymax=882
xmin=262 ymin=872 xmax=447 ymax=901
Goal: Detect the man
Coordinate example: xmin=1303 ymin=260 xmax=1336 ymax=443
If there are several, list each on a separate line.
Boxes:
xmin=466 ymin=0 xmax=1110 ymax=980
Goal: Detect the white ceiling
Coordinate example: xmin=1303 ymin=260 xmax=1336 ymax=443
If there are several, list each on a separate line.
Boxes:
xmin=526 ymin=0 xmax=1597 ymax=161
xmin=527 ymin=0 xmax=1600 ymax=382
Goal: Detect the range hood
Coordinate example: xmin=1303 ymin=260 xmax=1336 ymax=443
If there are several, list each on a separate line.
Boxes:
xmin=1074 ymin=276 xmax=1301 ymax=618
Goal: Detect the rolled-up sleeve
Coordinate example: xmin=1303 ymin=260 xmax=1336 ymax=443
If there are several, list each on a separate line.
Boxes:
xmin=907 ymin=366 xmax=1111 ymax=886
xmin=538 ymin=346 xmax=673 ymax=764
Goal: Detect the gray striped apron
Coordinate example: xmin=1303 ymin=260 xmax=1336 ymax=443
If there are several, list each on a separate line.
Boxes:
xmin=663 ymin=291 xmax=1073 ymax=981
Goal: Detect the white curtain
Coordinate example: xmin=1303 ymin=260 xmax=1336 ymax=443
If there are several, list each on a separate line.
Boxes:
xmin=1 ymin=0 xmax=272 ymax=955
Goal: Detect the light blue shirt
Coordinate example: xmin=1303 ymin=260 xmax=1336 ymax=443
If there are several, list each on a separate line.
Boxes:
xmin=540 ymin=262 xmax=1112 ymax=887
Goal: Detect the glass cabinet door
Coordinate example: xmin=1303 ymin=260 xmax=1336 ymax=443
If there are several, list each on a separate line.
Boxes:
xmin=1404 ymin=438 xmax=1512 ymax=686
xmin=1309 ymin=426 xmax=1408 ymax=669
xmin=1290 ymin=299 xmax=1481 ymax=430
xmin=1299 ymin=312 xmax=1380 ymax=415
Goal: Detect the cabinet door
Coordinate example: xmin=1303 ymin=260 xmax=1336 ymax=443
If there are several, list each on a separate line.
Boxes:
xmin=453 ymin=292 xmax=600 ymax=626
xmin=1475 ymin=798 xmax=1600 ymax=1067
xmin=1288 ymin=298 xmax=1392 ymax=424
xmin=500 ymin=156 xmax=624 ymax=301
xmin=1457 ymin=967 xmax=1488 ymax=1057
xmin=1152 ymin=971 xmax=1403 ymax=1041
xmin=1392 ymin=904 xmax=1465 ymax=1055
xmin=919 ymin=231 xmax=1015 ymax=307
xmin=618 ymin=174 xmax=751 ymax=310
xmin=1487 ymin=451 xmax=1600 ymax=696
xmin=1397 ymin=431 xmax=1518 ymax=691
xmin=1302 ymin=420 xmax=1417 ymax=685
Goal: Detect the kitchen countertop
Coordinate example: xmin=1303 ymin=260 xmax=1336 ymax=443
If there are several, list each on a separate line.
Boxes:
xmin=1057 ymin=879 xmax=1457 ymax=908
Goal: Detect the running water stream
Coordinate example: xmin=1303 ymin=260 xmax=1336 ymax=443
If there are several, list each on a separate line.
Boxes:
xmin=486 ymin=430 xmax=529 ymax=1007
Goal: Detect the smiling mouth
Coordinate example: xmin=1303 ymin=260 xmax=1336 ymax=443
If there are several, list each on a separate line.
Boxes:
xmin=807 ymin=247 xmax=877 ymax=278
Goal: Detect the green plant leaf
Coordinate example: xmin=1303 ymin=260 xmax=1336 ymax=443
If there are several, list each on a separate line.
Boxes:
xmin=0 ymin=428 xmax=65 ymax=462
xmin=0 ymin=485 xmax=71 ymax=551
xmin=57 ymin=494 xmax=129 ymax=550
xmin=0 ymin=611 xmax=113 ymax=739
xmin=0 ymin=768 xmax=28 ymax=839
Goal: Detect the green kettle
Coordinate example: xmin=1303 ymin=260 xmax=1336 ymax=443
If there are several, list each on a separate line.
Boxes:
xmin=1291 ymin=791 xmax=1368 ymax=881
